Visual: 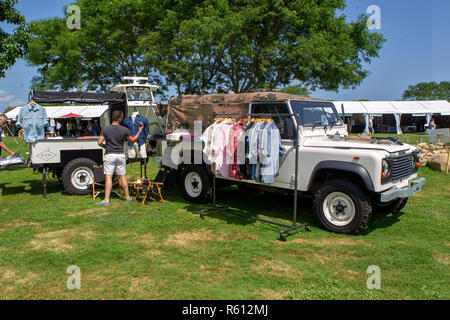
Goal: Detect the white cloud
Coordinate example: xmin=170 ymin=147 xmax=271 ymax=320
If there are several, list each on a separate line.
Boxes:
xmin=0 ymin=90 xmax=26 ymax=112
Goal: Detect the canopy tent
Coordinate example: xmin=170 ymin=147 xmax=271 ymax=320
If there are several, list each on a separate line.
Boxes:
xmin=418 ymin=101 xmax=450 ymax=116
xmin=332 ymin=101 xmax=368 ymax=116
xmin=390 ymin=101 xmax=428 ymax=116
xmin=5 ymin=105 xmax=109 ymax=121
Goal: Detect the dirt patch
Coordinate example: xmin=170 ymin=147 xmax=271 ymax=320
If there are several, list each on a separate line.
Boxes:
xmin=67 ymin=203 xmax=121 ymax=217
xmin=134 ymin=233 xmax=162 ymax=256
xmin=0 ymin=219 xmax=41 ymax=232
xmin=333 ymin=269 xmax=360 ymax=280
xmin=177 ymin=208 xmax=188 ymax=214
xmin=251 ymin=258 xmax=303 ymax=280
xmin=29 ymin=228 xmax=98 ymax=253
xmin=217 ymin=230 xmax=259 ymax=241
xmin=166 ymin=229 xmax=214 ymax=251
xmin=1 ymin=269 xmax=15 ymax=280
xmin=433 ymin=253 xmax=449 ymax=266
xmin=291 ymin=238 xmax=372 ymax=247
xmin=256 ymin=288 xmax=293 ymax=300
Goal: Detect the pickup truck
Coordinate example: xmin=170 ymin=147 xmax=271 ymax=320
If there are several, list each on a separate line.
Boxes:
xmin=155 ymin=92 xmax=425 ymax=234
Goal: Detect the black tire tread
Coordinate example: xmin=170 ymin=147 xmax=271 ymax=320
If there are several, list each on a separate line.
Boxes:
xmin=62 ymin=158 xmax=97 ymax=195
xmin=313 ymin=179 xmax=372 ymax=235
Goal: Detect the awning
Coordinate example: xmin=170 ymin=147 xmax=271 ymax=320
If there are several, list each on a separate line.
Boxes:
xmin=61 ymin=113 xmax=82 ymax=118
xmin=360 ymin=101 xmax=399 ymax=115
xmin=390 ymin=101 xmax=428 ymax=116
xmin=5 ymin=105 xmax=109 ymax=120
xmin=333 ymin=101 xmax=368 ymax=116
xmin=418 ymin=101 xmax=450 ymax=115
xmin=31 ymin=91 xmax=126 ymax=104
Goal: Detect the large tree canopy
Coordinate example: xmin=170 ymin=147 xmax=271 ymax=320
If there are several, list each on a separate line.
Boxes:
xmin=26 ymin=0 xmax=385 ymax=95
xmin=402 ymin=81 xmax=450 ymax=101
xmin=0 ymin=0 xmax=30 ymax=78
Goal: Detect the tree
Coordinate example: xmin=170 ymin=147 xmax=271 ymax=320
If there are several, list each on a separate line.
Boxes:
xmin=141 ymin=0 xmax=385 ymax=94
xmin=402 ymin=81 xmax=450 ymax=101
xmin=278 ymin=85 xmax=311 ymax=96
xmin=0 ymin=0 xmax=30 ymax=78
xmin=27 ymin=0 xmax=385 ymax=95
xmin=27 ymin=0 xmax=163 ymax=93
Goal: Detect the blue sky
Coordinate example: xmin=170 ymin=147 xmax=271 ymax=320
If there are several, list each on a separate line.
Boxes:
xmin=0 ymin=0 xmax=449 ymax=112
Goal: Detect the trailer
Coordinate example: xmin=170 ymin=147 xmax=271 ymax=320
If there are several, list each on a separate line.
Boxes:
xmin=26 ymin=77 xmax=164 ymax=197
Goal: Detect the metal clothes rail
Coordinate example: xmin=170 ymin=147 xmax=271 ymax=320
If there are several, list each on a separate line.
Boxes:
xmin=199 ymin=112 xmax=310 ymax=241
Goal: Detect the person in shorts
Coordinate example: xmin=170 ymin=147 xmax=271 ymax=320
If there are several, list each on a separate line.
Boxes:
xmin=96 ymin=110 xmax=143 ymax=205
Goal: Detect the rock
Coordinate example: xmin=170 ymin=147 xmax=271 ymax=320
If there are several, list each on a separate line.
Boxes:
xmin=428 ymin=153 xmax=449 ymax=172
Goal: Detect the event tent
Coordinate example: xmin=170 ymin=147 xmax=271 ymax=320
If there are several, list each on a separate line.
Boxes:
xmin=5 ymin=105 xmax=109 ymax=121
xmin=334 ymin=100 xmax=450 ymax=135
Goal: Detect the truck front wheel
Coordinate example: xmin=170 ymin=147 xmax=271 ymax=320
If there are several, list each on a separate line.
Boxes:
xmin=313 ymin=180 xmax=372 ymax=234
xmin=62 ymin=158 xmax=96 ymax=195
xmin=180 ymin=165 xmax=211 ymax=203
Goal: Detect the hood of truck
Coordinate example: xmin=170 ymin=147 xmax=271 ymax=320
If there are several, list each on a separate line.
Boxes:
xmin=303 ymin=137 xmax=413 ymax=154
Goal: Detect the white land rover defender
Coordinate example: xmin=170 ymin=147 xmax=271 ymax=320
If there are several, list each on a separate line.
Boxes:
xmin=155 ymin=93 xmax=425 ymax=234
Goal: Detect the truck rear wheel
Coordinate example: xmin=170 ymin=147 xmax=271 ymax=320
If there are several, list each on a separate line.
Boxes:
xmin=180 ymin=165 xmax=211 ymax=203
xmin=62 ymin=158 xmax=96 ymax=195
xmin=313 ymin=180 xmax=372 ymax=235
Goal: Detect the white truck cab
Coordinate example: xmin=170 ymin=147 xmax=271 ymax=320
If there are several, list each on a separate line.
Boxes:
xmin=157 ymin=93 xmax=425 ymax=234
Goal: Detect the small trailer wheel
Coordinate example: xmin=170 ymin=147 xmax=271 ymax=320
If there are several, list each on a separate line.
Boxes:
xmin=62 ymin=158 xmax=97 ymax=195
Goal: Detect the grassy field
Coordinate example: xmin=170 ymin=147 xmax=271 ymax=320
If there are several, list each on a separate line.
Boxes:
xmin=0 ymin=137 xmax=449 ymax=300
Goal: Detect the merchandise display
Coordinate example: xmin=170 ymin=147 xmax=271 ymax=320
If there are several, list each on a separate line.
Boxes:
xmin=16 ymin=102 xmax=48 ymax=143
xmin=201 ymin=118 xmax=285 ymax=183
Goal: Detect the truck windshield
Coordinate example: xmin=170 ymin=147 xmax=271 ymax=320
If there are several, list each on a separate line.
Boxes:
xmin=290 ymin=101 xmax=342 ymax=127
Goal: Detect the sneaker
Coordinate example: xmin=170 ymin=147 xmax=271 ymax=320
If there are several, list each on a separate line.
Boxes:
xmin=96 ymin=201 xmax=110 ymax=206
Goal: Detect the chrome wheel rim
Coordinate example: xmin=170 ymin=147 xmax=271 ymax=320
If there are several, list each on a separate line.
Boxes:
xmin=71 ymin=167 xmax=93 ymax=190
xmin=323 ymin=192 xmax=356 ymax=226
xmin=185 ymin=172 xmax=202 ymax=198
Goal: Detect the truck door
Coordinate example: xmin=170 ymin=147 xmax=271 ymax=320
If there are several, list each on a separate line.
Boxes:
xmin=250 ymin=102 xmax=297 ymax=188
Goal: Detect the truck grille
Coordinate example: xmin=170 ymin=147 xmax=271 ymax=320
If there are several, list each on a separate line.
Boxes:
xmin=391 ymin=153 xmax=414 ymax=181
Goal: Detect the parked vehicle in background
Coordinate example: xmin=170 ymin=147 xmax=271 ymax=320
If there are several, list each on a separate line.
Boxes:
xmin=156 ymin=92 xmax=425 ymax=234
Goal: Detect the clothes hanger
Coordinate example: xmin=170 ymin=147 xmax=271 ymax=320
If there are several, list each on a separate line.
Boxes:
xmin=29 ymin=100 xmax=36 ymax=105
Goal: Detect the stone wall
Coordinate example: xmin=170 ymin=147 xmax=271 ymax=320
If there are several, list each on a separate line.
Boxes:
xmin=417 ymin=143 xmax=450 ymax=172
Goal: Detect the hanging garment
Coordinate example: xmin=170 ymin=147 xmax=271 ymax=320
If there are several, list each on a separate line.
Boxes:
xmin=260 ymin=121 xmax=283 ymax=184
xmin=237 ymin=122 xmax=253 ymax=179
xmin=16 ymin=103 xmax=48 ymax=143
xmin=127 ymin=143 xmax=147 ymax=159
xmin=212 ymin=121 xmax=233 ymax=177
xmin=227 ymin=122 xmax=243 ymax=179
xmin=200 ymin=121 xmax=217 ymax=164
xmin=123 ymin=114 xmax=150 ymax=147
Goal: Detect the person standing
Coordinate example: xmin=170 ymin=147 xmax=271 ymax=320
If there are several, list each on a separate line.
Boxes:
xmin=429 ymin=119 xmax=437 ymax=130
xmin=96 ymin=110 xmax=143 ymax=205
xmin=0 ymin=115 xmax=16 ymax=158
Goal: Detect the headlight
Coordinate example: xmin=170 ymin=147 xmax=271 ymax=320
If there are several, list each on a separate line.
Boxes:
xmin=381 ymin=159 xmax=391 ymax=183
xmin=412 ymin=151 xmax=420 ymax=171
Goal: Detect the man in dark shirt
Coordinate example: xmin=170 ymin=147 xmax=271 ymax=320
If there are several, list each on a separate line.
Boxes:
xmin=0 ymin=115 xmax=16 ymax=158
xmin=96 ymin=110 xmax=143 ymax=205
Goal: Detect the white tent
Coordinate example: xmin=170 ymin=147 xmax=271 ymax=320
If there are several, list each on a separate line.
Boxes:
xmin=333 ymin=101 xmax=368 ymax=116
xmin=5 ymin=105 xmax=108 ymax=121
xmin=390 ymin=101 xmax=428 ymax=116
xmin=418 ymin=101 xmax=450 ymax=116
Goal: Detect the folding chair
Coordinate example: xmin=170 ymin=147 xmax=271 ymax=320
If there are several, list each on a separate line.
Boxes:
xmin=133 ymin=179 xmax=164 ymax=205
xmin=91 ymin=166 xmax=122 ymax=199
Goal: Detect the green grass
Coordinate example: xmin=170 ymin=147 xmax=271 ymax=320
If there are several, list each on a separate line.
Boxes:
xmin=0 ymin=137 xmax=449 ymax=300
xmin=372 ymin=133 xmax=431 ymax=145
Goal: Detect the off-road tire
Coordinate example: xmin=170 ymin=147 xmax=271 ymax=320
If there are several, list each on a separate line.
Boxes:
xmin=62 ymin=158 xmax=96 ymax=195
xmin=313 ymin=179 xmax=372 ymax=234
xmin=180 ymin=165 xmax=212 ymax=203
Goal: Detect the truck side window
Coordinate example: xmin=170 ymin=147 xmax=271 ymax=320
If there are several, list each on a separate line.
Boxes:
xmin=251 ymin=103 xmax=295 ymax=139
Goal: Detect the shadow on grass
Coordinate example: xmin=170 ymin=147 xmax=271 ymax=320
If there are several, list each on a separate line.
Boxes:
xmin=177 ymin=186 xmax=318 ymax=234
xmin=360 ymin=211 xmax=405 ymax=235
xmin=1 ymin=179 xmax=65 ymax=197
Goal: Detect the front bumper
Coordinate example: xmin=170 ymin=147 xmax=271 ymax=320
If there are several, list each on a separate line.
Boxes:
xmin=380 ymin=177 xmax=426 ymax=203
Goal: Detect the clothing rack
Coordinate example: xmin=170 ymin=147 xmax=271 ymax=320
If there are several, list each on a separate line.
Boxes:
xmin=200 ymin=112 xmax=310 ymax=241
